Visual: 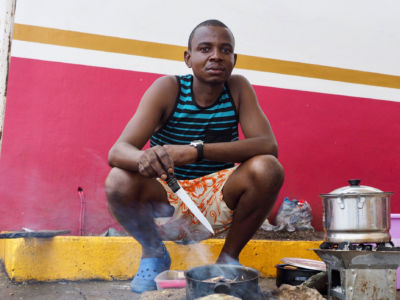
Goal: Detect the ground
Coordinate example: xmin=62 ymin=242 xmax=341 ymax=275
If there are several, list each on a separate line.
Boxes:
xmin=0 ymin=268 xmax=277 ymax=300
xmin=103 ymin=227 xmax=325 ymax=241
xmin=213 ymin=229 xmax=324 ymax=241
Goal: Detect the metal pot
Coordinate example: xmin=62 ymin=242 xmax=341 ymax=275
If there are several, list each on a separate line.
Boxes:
xmin=185 ymin=264 xmax=259 ymax=300
xmin=320 ymin=179 xmax=393 ymax=243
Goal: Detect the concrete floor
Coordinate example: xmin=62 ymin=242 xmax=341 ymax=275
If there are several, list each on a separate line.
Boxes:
xmin=1 ymin=269 xmax=399 ymax=300
xmin=0 ymin=269 xmax=276 ymax=300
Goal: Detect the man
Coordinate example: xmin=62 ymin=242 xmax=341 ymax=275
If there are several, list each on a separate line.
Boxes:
xmin=105 ymin=19 xmax=284 ymax=293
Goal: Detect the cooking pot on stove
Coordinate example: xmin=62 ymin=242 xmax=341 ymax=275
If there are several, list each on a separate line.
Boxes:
xmin=320 ymin=179 xmax=393 ymax=243
xmin=185 ymin=264 xmax=259 ymax=300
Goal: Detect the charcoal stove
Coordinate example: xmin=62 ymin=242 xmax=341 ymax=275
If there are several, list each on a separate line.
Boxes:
xmin=314 ymin=241 xmax=400 ymax=300
xmin=316 ymin=180 xmax=400 ymax=299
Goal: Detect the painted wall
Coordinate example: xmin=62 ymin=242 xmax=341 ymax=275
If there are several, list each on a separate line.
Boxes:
xmin=0 ymin=0 xmax=399 ymax=234
xmin=0 ymin=0 xmax=16 ymax=153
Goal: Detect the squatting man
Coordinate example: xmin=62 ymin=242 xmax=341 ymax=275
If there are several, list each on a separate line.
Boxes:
xmin=105 ymin=19 xmax=284 ymax=293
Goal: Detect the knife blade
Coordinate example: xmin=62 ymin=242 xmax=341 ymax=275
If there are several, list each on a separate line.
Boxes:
xmin=166 ymin=175 xmax=214 ymax=234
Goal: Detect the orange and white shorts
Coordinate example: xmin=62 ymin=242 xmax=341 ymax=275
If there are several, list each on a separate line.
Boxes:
xmin=154 ymin=166 xmax=237 ymax=243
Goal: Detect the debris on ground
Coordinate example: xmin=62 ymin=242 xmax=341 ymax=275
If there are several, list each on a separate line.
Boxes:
xmin=272 ymin=284 xmax=325 ymax=300
xmin=302 ymin=271 xmax=328 ymax=295
xmin=214 ymin=228 xmax=323 ymax=241
xmin=196 ymin=294 xmax=241 ymax=299
xmin=140 ymin=288 xmax=186 ymax=299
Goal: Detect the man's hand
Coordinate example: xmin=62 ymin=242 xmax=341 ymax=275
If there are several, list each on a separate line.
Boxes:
xmin=137 ymin=146 xmax=173 ymax=180
xmin=137 ymin=145 xmax=197 ymax=179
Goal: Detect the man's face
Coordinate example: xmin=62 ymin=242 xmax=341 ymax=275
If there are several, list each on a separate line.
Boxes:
xmin=185 ymin=25 xmax=237 ymax=84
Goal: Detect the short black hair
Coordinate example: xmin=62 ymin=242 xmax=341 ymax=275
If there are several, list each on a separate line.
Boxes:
xmin=188 ymin=19 xmax=234 ymax=50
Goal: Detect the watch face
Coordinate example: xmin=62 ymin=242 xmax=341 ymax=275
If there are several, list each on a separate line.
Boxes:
xmin=191 ymin=140 xmax=203 ymax=146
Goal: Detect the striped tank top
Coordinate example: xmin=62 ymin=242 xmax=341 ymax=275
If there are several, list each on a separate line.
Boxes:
xmin=150 ymin=74 xmax=239 ymax=180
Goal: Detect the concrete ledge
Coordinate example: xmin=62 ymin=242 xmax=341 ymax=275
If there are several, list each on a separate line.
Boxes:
xmin=0 ymin=237 xmax=323 ymax=282
xmin=0 ymin=239 xmax=4 ymax=261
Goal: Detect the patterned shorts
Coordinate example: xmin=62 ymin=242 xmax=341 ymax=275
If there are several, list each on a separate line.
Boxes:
xmin=154 ymin=166 xmax=237 ymax=243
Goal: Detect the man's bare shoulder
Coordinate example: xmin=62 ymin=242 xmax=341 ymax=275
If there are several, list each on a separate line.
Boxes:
xmin=227 ymin=74 xmax=253 ymax=105
xmin=228 ymin=74 xmax=253 ymax=94
xmin=142 ymin=75 xmax=178 ymax=108
xmin=228 ymin=74 xmax=251 ymax=87
xmin=151 ymin=75 xmax=179 ymax=93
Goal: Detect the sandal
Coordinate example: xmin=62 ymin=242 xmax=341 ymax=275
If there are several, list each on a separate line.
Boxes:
xmin=130 ymin=244 xmax=171 ymax=293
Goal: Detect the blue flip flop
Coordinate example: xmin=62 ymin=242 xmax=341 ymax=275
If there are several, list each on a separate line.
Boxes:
xmin=130 ymin=244 xmax=171 ymax=293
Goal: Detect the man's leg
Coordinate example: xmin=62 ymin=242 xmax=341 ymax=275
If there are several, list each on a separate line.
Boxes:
xmin=105 ymin=167 xmax=172 ymax=257
xmin=217 ymin=154 xmax=284 ymax=263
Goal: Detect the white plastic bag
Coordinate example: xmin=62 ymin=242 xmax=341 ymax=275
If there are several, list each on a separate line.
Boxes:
xmin=260 ymin=218 xmax=277 ymax=231
xmin=275 ymin=197 xmax=314 ymax=232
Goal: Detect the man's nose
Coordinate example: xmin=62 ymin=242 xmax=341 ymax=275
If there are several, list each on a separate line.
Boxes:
xmin=210 ymin=49 xmax=222 ymax=60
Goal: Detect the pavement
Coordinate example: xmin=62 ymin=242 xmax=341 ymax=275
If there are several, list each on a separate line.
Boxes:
xmin=2 ymin=268 xmax=400 ymax=300
xmin=0 ymin=268 xmax=277 ymax=300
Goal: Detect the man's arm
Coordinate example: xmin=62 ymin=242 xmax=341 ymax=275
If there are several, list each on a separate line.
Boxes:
xmin=202 ymin=75 xmax=278 ymax=162
xmin=108 ymin=75 xmax=198 ymax=179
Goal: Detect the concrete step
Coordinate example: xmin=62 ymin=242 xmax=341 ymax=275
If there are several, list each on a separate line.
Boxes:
xmin=0 ymin=237 xmax=322 ymax=282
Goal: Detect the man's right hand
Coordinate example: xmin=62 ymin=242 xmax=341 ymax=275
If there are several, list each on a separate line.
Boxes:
xmin=137 ymin=144 xmax=198 ymax=179
xmin=137 ymin=146 xmax=174 ymax=180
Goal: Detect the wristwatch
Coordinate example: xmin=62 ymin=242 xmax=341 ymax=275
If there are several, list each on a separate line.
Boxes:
xmin=190 ymin=140 xmax=204 ymax=162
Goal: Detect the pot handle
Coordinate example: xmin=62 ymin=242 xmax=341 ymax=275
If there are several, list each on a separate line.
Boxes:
xmin=337 ymin=197 xmax=345 ymax=209
xmin=348 ymin=179 xmax=361 ymax=186
xmin=357 ymin=196 xmax=366 ymax=209
xmin=214 ymin=282 xmax=231 ymax=294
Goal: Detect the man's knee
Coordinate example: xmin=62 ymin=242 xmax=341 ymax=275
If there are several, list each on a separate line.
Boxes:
xmin=105 ymin=168 xmax=137 ymax=204
xmin=246 ymin=155 xmax=284 ymax=188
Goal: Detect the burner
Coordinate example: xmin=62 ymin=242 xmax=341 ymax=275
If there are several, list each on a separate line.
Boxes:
xmin=319 ymin=240 xmax=400 ymax=251
xmin=314 ymin=247 xmax=400 ymax=300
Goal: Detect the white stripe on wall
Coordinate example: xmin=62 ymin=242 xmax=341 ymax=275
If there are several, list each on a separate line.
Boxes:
xmin=14 ymin=0 xmax=400 ymax=76
xmin=12 ymin=40 xmax=400 ymax=102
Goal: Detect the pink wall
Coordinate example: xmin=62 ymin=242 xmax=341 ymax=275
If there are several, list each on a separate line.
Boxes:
xmin=0 ymin=57 xmax=399 ymax=234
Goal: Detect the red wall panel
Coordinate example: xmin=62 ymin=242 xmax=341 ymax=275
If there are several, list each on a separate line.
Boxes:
xmin=0 ymin=57 xmax=398 ymax=234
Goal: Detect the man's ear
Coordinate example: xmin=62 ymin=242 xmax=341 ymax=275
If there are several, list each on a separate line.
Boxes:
xmin=184 ymin=50 xmax=192 ymax=68
xmin=233 ymin=53 xmax=237 ymax=67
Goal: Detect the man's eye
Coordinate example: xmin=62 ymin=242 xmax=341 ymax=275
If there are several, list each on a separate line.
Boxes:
xmin=222 ymin=48 xmax=232 ymax=54
xmin=200 ymin=47 xmax=210 ymax=52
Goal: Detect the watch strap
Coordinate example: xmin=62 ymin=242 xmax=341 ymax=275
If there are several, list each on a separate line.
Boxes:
xmin=196 ymin=143 xmax=203 ymax=162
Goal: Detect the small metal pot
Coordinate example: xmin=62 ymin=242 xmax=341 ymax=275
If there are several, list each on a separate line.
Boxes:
xmin=185 ymin=264 xmax=259 ymax=300
xmin=320 ymin=179 xmax=393 ymax=243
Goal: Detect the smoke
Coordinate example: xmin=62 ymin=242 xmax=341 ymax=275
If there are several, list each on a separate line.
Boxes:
xmin=185 ymin=242 xmax=214 ymax=266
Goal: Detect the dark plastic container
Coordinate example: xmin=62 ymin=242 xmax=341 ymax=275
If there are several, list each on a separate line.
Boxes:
xmin=275 ymin=264 xmax=320 ymax=287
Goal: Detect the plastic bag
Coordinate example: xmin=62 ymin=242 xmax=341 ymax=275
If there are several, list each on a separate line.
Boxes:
xmin=260 ymin=218 xmax=277 ymax=231
xmin=274 ymin=197 xmax=314 ymax=232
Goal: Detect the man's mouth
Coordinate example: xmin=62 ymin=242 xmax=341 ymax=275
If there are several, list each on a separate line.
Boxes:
xmin=206 ymin=66 xmax=225 ymax=74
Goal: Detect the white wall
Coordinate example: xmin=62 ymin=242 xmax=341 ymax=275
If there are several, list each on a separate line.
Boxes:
xmin=14 ymin=0 xmax=400 ymax=74
xmin=11 ymin=0 xmax=400 ymax=101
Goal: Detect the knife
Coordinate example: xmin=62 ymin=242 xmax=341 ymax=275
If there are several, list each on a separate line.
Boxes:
xmin=166 ymin=175 xmax=214 ymax=234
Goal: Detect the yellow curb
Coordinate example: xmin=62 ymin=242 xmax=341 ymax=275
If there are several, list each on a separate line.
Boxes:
xmin=0 ymin=239 xmax=4 ymax=261
xmin=0 ymin=237 xmax=323 ymax=282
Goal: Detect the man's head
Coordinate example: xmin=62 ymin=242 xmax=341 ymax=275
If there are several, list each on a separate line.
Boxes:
xmin=185 ymin=20 xmax=237 ymax=84
xmin=188 ymin=19 xmax=235 ymax=51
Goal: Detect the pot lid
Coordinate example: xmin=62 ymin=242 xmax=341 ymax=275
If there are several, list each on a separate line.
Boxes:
xmin=321 ymin=179 xmax=392 ymax=197
xmin=281 ymin=257 xmax=326 ymax=271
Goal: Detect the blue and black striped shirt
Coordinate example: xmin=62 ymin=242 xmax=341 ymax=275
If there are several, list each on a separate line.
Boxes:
xmin=150 ymin=75 xmax=239 ymax=180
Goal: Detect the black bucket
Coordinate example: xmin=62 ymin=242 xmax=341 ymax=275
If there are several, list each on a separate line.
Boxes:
xmin=185 ymin=264 xmax=260 ymax=300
